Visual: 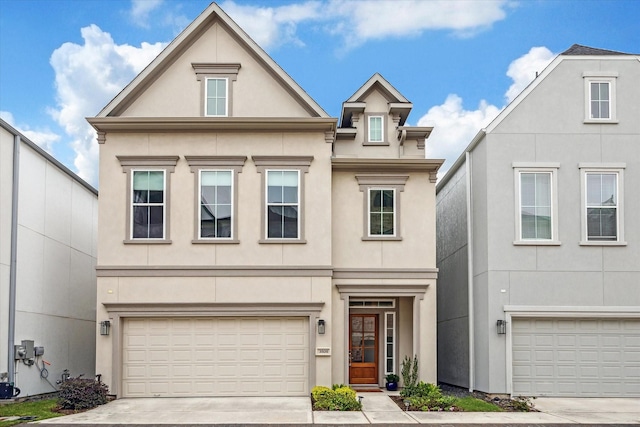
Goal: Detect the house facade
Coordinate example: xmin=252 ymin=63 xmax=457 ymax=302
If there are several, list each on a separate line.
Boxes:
xmin=436 ymin=45 xmax=640 ymax=397
xmin=89 ymin=4 xmax=441 ymax=397
xmin=1 ymin=119 xmax=98 ymax=397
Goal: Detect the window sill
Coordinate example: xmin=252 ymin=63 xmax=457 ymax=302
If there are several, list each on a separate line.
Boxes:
xmin=362 ymin=236 xmax=402 ymax=241
xmin=363 ymin=141 xmax=389 ymax=146
xmin=259 ymin=239 xmax=307 ymax=244
xmin=124 ymin=239 xmax=172 ymax=244
xmin=513 ymin=240 xmax=561 ymax=246
xmin=192 ymin=239 xmax=240 ymax=244
xmin=580 ymin=240 xmax=627 ymax=246
xmin=583 ymin=119 xmax=618 ymax=124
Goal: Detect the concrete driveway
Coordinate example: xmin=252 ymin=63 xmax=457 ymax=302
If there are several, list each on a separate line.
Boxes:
xmin=33 ymin=395 xmax=640 ymax=425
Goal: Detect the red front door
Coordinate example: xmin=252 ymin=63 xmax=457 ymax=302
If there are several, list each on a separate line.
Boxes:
xmin=349 ymin=314 xmax=378 ymax=384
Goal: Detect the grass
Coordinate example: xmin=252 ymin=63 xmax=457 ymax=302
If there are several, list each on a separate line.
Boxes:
xmin=452 ymin=396 xmax=504 ymax=412
xmin=0 ymin=399 xmax=63 ymax=426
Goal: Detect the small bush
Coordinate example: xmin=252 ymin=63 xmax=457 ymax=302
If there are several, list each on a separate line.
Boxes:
xmin=312 ymin=385 xmax=361 ymax=411
xmin=58 ymin=378 xmax=108 ymax=410
xmin=399 ymin=355 xmax=418 ymax=396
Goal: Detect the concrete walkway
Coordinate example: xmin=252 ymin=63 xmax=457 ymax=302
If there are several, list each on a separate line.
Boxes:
xmin=32 ymin=394 xmax=640 ymax=425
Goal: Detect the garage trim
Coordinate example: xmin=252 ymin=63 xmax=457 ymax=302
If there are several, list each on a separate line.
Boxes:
xmin=504 ymin=305 xmax=640 ymax=396
xmin=103 ymin=302 xmax=324 ymax=397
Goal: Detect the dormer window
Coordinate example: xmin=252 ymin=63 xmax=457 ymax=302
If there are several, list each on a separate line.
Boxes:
xmin=192 ymin=63 xmax=240 ymax=117
xmin=365 ymin=114 xmax=386 ymax=145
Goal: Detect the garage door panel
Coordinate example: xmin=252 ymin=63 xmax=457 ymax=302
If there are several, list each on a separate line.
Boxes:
xmin=512 ymin=318 xmax=640 ymax=397
xmin=123 ymin=317 xmax=309 ymax=397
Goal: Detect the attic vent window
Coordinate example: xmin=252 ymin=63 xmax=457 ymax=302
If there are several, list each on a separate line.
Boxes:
xmin=192 ymin=63 xmax=241 ymax=117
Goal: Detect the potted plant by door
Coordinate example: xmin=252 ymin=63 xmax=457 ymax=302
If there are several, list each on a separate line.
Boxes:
xmin=385 ymin=373 xmax=399 ymax=391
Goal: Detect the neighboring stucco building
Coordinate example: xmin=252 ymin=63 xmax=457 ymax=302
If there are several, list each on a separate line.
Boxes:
xmin=0 ymin=119 xmax=98 ymax=397
xmin=88 ymin=3 xmax=441 ymax=397
xmin=436 ymin=45 xmax=640 ymax=397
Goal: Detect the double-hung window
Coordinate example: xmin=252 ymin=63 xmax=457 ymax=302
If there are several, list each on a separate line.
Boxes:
xmin=513 ymin=164 xmax=559 ymax=245
xmin=367 ymin=115 xmax=384 ymax=143
xmin=186 ymin=156 xmax=246 ymax=243
xmin=580 ymin=164 xmax=625 ymax=245
xmin=118 ymin=156 xmax=178 ymax=244
xmin=369 ymin=188 xmax=395 ymax=236
xmin=356 ymin=174 xmax=407 ymax=241
xmin=583 ymin=72 xmax=617 ymax=123
xmin=253 ymin=156 xmax=313 ymax=243
xmin=205 ymin=78 xmax=227 ymax=116
xmin=267 ymin=170 xmax=299 ymax=238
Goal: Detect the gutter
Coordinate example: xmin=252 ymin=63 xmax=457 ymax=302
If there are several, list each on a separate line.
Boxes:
xmin=7 ymin=134 xmax=20 ymax=384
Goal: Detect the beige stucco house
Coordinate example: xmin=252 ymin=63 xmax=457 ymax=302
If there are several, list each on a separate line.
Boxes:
xmin=88 ymin=3 xmax=441 ymax=397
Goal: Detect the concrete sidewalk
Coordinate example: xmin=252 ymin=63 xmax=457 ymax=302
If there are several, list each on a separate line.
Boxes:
xmin=31 ymin=394 xmax=640 ymax=425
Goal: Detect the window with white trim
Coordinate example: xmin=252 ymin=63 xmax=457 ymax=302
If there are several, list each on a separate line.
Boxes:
xmin=368 ymin=115 xmax=383 ymax=142
xmin=583 ymin=72 xmax=617 ymax=123
xmin=513 ymin=164 xmax=559 ymax=245
xmin=253 ymin=156 xmax=312 ymax=243
xmin=118 ymin=156 xmax=178 ymax=244
xmin=385 ymin=312 xmax=396 ymax=375
xmin=369 ymin=188 xmax=395 ymax=236
xmin=186 ymin=156 xmax=246 ymax=243
xmin=205 ymin=78 xmax=228 ymax=117
xmin=580 ymin=164 xmax=625 ymax=245
xmin=267 ymin=170 xmax=300 ymax=239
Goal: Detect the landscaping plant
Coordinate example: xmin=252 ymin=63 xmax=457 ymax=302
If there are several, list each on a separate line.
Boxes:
xmin=399 ymin=354 xmax=419 ymax=397
xmin=57 ymin=377 xmax=109 ymax=410
xmin=311 ymin=384 xmax=362 ymax=411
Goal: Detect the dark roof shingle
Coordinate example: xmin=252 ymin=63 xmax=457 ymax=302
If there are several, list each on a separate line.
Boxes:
xmin=561 ymin=44 xmax=635 ymax=56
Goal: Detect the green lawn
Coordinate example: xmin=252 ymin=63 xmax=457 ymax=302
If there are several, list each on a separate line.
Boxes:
xmin=452 ymin=396 xmax=504 ymax=412
xmin=0 ymin=399 xmax=63 ymax=426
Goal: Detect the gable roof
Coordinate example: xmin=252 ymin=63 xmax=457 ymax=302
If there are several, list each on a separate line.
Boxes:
xmin=96 ymin=3 xmax=329 ymax=118
xmin=561 ymin=44 xmax=635 ymax=56
xmin=339 ymin=73 xmax=412 ymax=128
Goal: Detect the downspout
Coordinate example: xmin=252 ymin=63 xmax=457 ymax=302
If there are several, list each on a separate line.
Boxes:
xmin=7 ymin=134 xmax=20 ymax=384
xmin=465 ymin=150 xmax=474 ymax=392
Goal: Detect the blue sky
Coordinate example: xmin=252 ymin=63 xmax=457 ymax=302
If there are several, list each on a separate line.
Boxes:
xmin=1 ymin=0 xmax=639 ymax=186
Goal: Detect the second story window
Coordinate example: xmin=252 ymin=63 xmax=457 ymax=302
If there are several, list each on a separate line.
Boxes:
xmin=369 ymin=188 xmax=395 ymax=236
xmin=132 ymin=170 xmax=165 ymax=239
xmin=580 ymin=164 xmax=625 ymax=246
xmin=206 ymin=78 xmax=228 ymax=117
xmin=513 ymin=163 xmax=559 ymax=245
xmin=267 ymin=170 xmax=299 ymax=239
xmin=200 ymin=170 xmax=232 ymax=238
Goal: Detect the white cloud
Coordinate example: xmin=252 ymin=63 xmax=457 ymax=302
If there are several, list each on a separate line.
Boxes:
xmin=327 ymin=0 xmax=509 ymax=49
xmin=220 ymin=1 xmax=322 ymax=49
xmin=418 ymin=46 xmax=556 ymax=176
xmin=129 ymin=0 xmax=164 ymax=28
xmin=49 ymin=24 xmax=165 ymax=185
xmin=0 ymin=110 xmax=61 ymax=154
xmin=505 ymin=46 xmax=555 ymax=103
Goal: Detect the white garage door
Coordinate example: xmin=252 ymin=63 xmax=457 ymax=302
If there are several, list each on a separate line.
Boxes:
xmin=512 ymin=318 xmax=640 ymax=397
xmin=122 ymin=317 xmax=309 ymax=397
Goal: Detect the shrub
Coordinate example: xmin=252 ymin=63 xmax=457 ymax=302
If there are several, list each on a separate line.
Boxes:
xmin=399 ymin=355 xmax=418 ymax=396
xmin=401 ymin=381 xmax=456 ymax=411
xmin=312 ymin=385 xmax=362 ymax=411
xmin=57 ymin=378 xmax=108 ymax=410
xmin=385 ymin=373 xmax=399 ymax=383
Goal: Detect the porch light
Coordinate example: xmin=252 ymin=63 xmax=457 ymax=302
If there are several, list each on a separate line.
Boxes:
xmin=496 ymin=319 xmax=506 ymax=335
xmin=317 ymin=319 xmax=326 ymax=335
xmin=100 ymin=320 xmax=111 ymax=336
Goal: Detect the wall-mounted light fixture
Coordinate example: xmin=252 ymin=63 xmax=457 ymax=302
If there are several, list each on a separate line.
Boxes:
xmin=496 ymin=319 xmax=506 ymax=335
xmin=100 ymin=320 xmax=111 ymax=336
xmin=317 ymin=319 xmax=326 ymax=335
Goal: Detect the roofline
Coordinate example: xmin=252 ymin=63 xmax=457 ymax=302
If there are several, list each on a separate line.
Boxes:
xmin=0 ymin=118 xmax=98 ymax=195
xmin=436 ymin=129 xmax=486 ymax=192
xmin=96 ymin=3 xmax=329 ymax=119
xmin=345 ymin=73 xmax=410 ymax=104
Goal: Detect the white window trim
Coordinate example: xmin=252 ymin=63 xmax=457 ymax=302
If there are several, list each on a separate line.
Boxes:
xmin=356 ymin=174 xmax=407 ymax=241
xmin=583 ymin=72 xmax=618 ymax=123
xmin=512 ymin=163 xmax=560 ymax=245
xmin=130 ymin=169 xmax=166 ymax=240
xmin=204 ymin=77 xmax=228 ymax=117
xmin=384 ymin=311 xmax=396 ymax=375
xmin=185 ymin=156 xmax=246 ymax=244
xmin=265 ymin=169 xmax=300 ymax=240
xmin=365 ymin=114 xmax=386 ymax=145
xmin=579 ymin=163 xmax=626 ymax=246
xmin=198 ymin=169 xmax=234 ymax=240
xmin=367 ymin=187 xmax=397 ymax=238
xmin=192 ymin=63 xmax=240 ymax=117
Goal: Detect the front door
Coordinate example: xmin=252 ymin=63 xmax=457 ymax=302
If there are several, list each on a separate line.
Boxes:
xmin=349 ymin=314 xmax=378 ymax=384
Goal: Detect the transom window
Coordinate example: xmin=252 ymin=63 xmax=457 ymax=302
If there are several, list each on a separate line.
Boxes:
xmin=267 ymin=170 xmax=299 ymax=239
xmin=368 ymin=115 xmax=383 ymax=142
xmin=132 ymin=170 xmax=165 ymax=239
xmin=200 ymin=170 xmax=232 ymax=238
xmin=205 ymin=78 xmax=227 ymax=117
xmin=369 ymin=188 xmax=395 ymax=236
xmin=580 ymin=164 xmax=625 ymax=246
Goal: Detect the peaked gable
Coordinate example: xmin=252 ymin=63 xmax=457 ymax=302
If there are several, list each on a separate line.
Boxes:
xmin=97 ymin=3 xmax=328 ymax=119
